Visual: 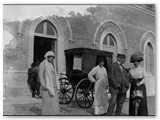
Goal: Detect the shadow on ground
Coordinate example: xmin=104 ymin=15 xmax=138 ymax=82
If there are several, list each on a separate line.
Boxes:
xmin=29 ymin=106 xmax=41 ymax=115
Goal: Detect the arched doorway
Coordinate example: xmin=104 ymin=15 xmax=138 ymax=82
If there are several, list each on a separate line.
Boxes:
xmin=29 ymin=17 xmax=66 ymax=74
xmin=33 ymin=20 xmax=57 ymax=64
xmin=145 ymin=42 xmax=154 ymax=75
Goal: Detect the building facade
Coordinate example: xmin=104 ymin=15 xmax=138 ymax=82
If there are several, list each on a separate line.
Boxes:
xmin=3 ymin=4 xmax=155 ymax=97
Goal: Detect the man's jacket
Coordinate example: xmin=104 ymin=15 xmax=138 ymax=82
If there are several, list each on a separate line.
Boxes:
xmin=108 ymin=62 xmax=129 ymax=94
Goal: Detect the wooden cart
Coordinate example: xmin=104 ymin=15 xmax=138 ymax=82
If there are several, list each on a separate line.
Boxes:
xmin=58 ymin=48 xmax=113 ymax=108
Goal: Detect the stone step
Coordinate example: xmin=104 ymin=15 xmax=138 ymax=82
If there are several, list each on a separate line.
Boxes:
xmin=4 ymin=97 xmax=42 ymax=106
xmin=4 ymin=86 xmax=32 ymax=98
xmin=4 ymin=71 xmax=28 ymax=87
xmin=4 ymin=71 xmax=32 ymax=97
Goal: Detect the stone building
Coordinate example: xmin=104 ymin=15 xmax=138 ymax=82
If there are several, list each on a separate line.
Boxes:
xmin=3 ymin=4 xmax=155 ymax=98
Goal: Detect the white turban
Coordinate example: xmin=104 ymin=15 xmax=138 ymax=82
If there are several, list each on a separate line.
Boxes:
xmin=44 ymin=51 xmax=55 ymax=59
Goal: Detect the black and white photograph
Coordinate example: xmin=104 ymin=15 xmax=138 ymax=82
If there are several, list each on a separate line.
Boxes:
xmin=3 ymin=4 xmax=156 ymax=116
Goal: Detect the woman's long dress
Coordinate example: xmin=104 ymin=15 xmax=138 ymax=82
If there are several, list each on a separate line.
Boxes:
xmin=39 ymin=61 xmax=60 ymax=115
xmin=129 ymin=66 xmax=148 ymax=116
xmin=88 ymin=66 xmax=108 ymax=115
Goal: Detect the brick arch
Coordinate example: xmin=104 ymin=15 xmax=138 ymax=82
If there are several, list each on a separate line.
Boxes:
xmin=99 ymin=28 xmax=121 ymax=53
xmin=140 ymin=30 xmax=155 ymax=76
xmin=93 ymin=20 xmax=128 ymax=54
xmin=65 ymin=19 xmax=73 ymax=42
xmin=28 ymin=16 xmax=65 ymax=74
xmin=140 ymin=30 xmax=155 ymax=53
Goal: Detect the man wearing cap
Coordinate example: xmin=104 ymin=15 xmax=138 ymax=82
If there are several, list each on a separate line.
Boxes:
xmin=106 ymin=54 xmax=129 ymax=116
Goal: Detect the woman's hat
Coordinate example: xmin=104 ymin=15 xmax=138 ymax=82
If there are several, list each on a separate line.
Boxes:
xmin=44 ymin=51 xmax=55 ymax=59
xmin=130 ymin=51 xmax=143 ymax=63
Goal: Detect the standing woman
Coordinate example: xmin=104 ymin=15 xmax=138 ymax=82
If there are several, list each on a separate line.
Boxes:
xmin=39 ymin=51 xmax=60 ymax=115
xmin=129 ymin=52 xmax=148 ymax=116
xmin=88 ymin=58 xmax=108 ymax=115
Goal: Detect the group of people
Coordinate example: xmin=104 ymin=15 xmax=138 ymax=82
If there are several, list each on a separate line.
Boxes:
xmin=88 ymin=52 xmax=148 ymax=116
xmin=27 ymin=50 xmax=148 ymax=116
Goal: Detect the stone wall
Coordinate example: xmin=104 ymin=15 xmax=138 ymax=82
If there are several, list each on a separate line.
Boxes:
xmin=3 ymin=19 xmax=33 ymax=71
xmin=67 ymin=14 xmax=99 ymax=49
xmin=66 ymin=5 xmax=155 ymax=68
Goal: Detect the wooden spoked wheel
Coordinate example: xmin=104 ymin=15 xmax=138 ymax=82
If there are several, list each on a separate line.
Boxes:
xmin=75 ymin=78 xmax=94 ymax=108
xmin=58 ymin=77 xmax=74 ymax=104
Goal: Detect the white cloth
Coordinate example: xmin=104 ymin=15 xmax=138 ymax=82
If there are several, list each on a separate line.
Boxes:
xmin=44 ymin=59 xmax=55 ymax=96
xmin=45 ymin=51 xmax=60 ymax=90
xmin=129 ymin=66 xmax=147 ymax=85
xmin=88 ymin=65 xmax=108 ymax=115
xmin=88 ymin=66 xmax=108 ymax=83
xmin=95 ymin=105 xmax=108 ymax=115
xmin=44 ymin=51 xmax=55 ymax=58
xmin=40 ymin=51 xmax=60 ymax=96
xmin=39 ymin=51 xmax=60 ymax=115
xmin=129 ymin=66 xmax=147 ymax=79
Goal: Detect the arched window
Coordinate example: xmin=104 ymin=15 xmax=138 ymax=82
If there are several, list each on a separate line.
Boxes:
xmin=145 ymin=42 xmax=154 ymax=75
xmin=99 ymin=28 xmax=122 ymax=63
xmin=102 ymin=33 xmax=116 ymax=53
xmin=35 ymin=20 xmax=57 ymax=38
xmin=103 ymin=33 xmax=116 ymax=46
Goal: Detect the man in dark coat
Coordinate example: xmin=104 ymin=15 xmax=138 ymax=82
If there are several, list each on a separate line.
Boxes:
xmin=106 ymin=54 xmax=129 ymax=115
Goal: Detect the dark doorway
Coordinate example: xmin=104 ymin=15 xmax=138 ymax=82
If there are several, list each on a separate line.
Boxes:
xmin=34 ymin=36 xmax=56 ymax=63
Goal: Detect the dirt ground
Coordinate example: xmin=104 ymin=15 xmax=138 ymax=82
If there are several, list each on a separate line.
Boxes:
xmin=3 ymin=96 xmax=155 ymax=116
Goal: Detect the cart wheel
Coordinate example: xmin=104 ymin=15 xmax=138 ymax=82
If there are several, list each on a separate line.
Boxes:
xmin=58 ymin=77 xmax=74 ymax=104
xmin=75 ymin=78 xmax=94 ymax=108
